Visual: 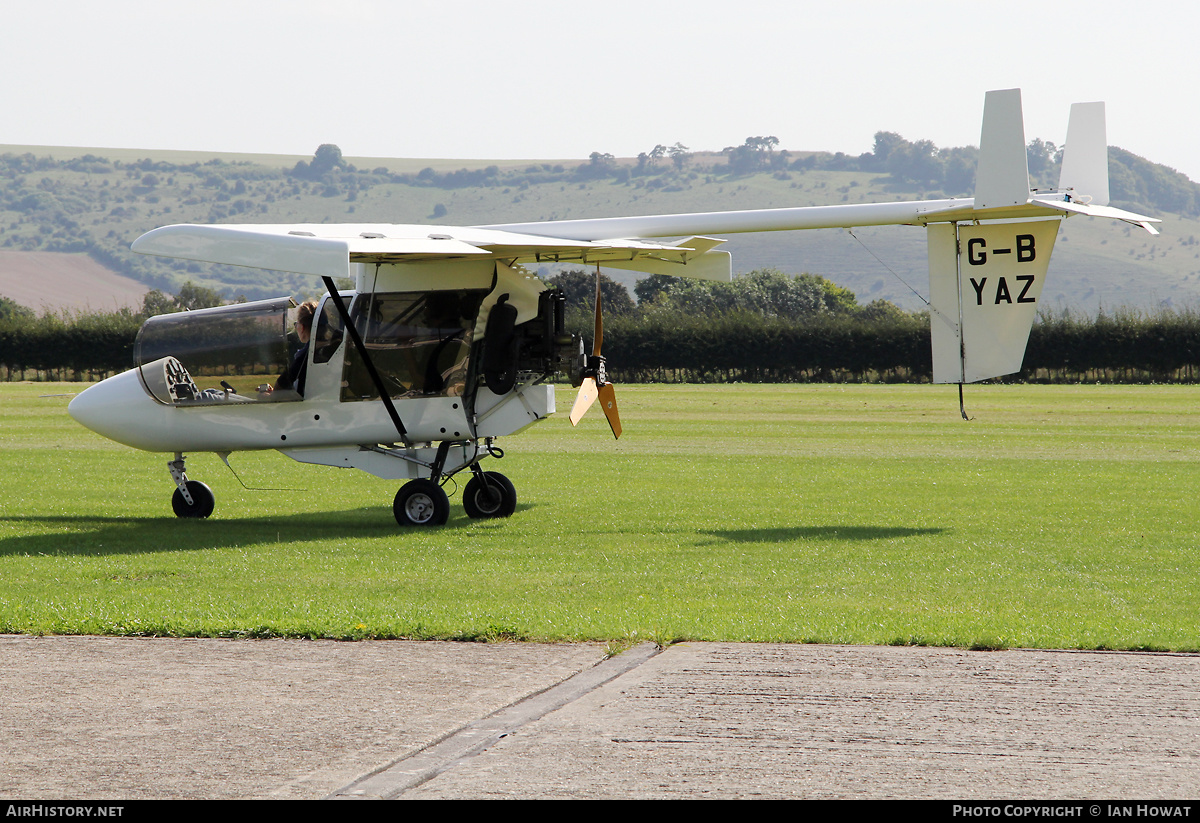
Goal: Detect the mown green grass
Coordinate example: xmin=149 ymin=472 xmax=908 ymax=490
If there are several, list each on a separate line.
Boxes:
xmin=2 ymin=382 xmax=1198 ymax=650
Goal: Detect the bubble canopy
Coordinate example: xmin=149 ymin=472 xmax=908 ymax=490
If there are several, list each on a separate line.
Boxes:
xmin=134 ymin=296 xmax=298 ymax=405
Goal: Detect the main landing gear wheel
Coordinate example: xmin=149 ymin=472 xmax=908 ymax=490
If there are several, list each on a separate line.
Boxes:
xmin=462 ymin=471 xmax=517 ymax=519
xmin=394 ymin=479 xmax=450 ymax=527
xmin=171 ymin=480 xmax=215 ymax=519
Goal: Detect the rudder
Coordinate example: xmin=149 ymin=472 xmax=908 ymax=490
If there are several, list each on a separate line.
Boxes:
xmin=928 ymin=219 xmax=1060 ymax=384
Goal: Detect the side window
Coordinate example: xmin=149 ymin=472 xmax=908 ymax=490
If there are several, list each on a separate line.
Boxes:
xmin=312 ymin=297 xmax=345 ymax=365
xmin=340 ymin=290 xmax=486 ymax=402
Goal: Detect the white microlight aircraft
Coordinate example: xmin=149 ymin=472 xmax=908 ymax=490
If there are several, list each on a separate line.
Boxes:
xmin=68 ymin=89 xmax=1158 ymax=525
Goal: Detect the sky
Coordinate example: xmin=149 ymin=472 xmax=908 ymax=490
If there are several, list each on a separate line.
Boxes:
xmin=3 ymin=0 xmax=1197 ymax=180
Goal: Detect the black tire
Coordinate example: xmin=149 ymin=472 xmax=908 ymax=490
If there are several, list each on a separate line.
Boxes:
xmin=394 ymin=479 xmax=450 ymax=527
xmin=171 ymin=480 xmax=215 ymax=519
xmin=462 ymin=472 xmax=517 ymax=519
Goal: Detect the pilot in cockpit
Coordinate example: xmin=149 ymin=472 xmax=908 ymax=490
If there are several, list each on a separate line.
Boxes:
xmin=266 ymin=299 xmax=317 ymax=397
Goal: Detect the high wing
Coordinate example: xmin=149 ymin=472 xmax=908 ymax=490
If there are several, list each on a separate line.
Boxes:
xmin=483 ymin=191 xmax=1157 ymax=240
xmin=132 ymin=189 xmax=1155 ymax=284
xmin=132 ymin=223 xmax=735 ymax=282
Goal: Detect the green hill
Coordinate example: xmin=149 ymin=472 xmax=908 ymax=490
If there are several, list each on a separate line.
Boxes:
xmin=1 ymin=139 xmax=1195 ymax=312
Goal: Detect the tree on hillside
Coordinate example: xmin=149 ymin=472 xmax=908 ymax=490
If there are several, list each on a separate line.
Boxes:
xmin=633 ymin=274 xmax=675 ymax=306
xmin=576 ymin=152 xmax=617 ymax=181
xmin=548 ymin=269 xmax=635 ymax=316
xmin=1026 ymin=138 xmax=1059 ymax=185
xmin=310 ymin=144 xmax=346 ymax=176
xmin=176 ymin=281 xmax=226 ymax=311
xmin=141 ymin=289 xmax=176 ymax=317
xmin=635 ymin=268 xmax=880 ymax=321
xmin=290 ymin=144 xmax=347 ymax=182
xmin=939 ymin=145 xmax=978 ymax=195
xmin=723 ymin=136 xmax=780 ymax=174
xmin=885 ymin=138 xmax=941 ymax=187
xmin=1109 ymin=147 xmax=1200 ymax=216
xmin=866 ymin=131 xmax=906 ymax=171
xmin=141 ymin=281 xmax=226 ymax=317
xmin=669 ymin=142 xmax=690 ymax=171
xmin=0 ymin=295 xmax=33 ymax=323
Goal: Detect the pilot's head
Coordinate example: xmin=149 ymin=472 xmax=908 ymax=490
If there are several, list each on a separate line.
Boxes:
xmin=295 ymin=299 xmax=318 ymax=342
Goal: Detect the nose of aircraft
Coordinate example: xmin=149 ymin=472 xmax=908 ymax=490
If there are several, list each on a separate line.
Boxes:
xmin=69 ymin=368 xmax=166 ymax=451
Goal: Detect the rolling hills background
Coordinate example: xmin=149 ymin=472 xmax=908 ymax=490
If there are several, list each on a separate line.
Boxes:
xmin=2 ymin=132 xmax=1197 ymax=314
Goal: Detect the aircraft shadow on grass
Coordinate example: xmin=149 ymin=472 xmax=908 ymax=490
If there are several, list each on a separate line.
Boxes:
xmin=0 ymin=504 xmax=534 ymax=558
xmin=0 ymin=511 xmax=936 ymax=556
xmin=697 ymin=525 xmax=947 ymax=544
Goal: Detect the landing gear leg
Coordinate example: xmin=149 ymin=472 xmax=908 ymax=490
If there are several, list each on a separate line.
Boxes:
xmin=168 ymin=453 xmax=215 ymax=518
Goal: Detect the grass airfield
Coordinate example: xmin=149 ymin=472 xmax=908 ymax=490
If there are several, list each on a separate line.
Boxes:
xmin=1 ymin=382 xmax=1198 ymax=651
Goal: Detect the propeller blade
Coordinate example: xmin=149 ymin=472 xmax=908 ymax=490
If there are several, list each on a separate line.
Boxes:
xmin=569 ymin=377 xmax=598 ymax=427
xmin=597 ymin=381 xmax=621 ymax=439
xmin=569 ymin=266 xmax=620 ymax=438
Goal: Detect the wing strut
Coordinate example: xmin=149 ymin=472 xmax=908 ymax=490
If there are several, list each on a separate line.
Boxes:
xmin=321 ymin=276 xmax=409 ymax=444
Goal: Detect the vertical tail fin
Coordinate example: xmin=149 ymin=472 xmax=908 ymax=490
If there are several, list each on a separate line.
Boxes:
xmin=1058 ymin=101 xmax=1109 ymax=206
xmin=973 ymin=88 xmax=1031 ymax=209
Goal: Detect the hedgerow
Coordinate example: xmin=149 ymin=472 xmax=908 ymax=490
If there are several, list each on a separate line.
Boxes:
xmin=6 ymin=304 xmax=1200 ymax=384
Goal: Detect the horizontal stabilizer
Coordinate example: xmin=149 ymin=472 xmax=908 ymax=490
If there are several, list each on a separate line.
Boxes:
xmin=1029 ymin=197 xmax=1160 ymax=235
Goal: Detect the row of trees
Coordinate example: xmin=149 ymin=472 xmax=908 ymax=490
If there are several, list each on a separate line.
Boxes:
xmin=8 ymin=272 xmax=1200 ymax=384
xmin=0 ymin=281 xmax=228 ymax=380
xmin=792 ymin=134 xmax=1200 ymax=211
xmin=0 ymin=308 xmax=143 ymax=378
xmin=593 ymin=308 xmax=1200 ymax=384
xmin=275 ymin=135 xmax=1198 ymax=214
xmin=549 ymin=268 xmax=904 ymax=324
xmin=10 ymin=304 xmax=1200 ymax=384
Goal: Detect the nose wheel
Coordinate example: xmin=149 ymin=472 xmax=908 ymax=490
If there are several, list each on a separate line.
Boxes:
xmin=168 ymin=454 xmax=215 ymax=518
xmin=172 ymin=480 xmax=215 ymax=518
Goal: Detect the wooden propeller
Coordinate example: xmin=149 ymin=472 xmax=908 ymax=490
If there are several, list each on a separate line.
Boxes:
xmin=568 ymin=266 xmax=621 ymax=439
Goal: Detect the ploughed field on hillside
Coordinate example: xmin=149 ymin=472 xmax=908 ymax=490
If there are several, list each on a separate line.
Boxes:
xmin=0 ymin=250 xmax=148 ymax=312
